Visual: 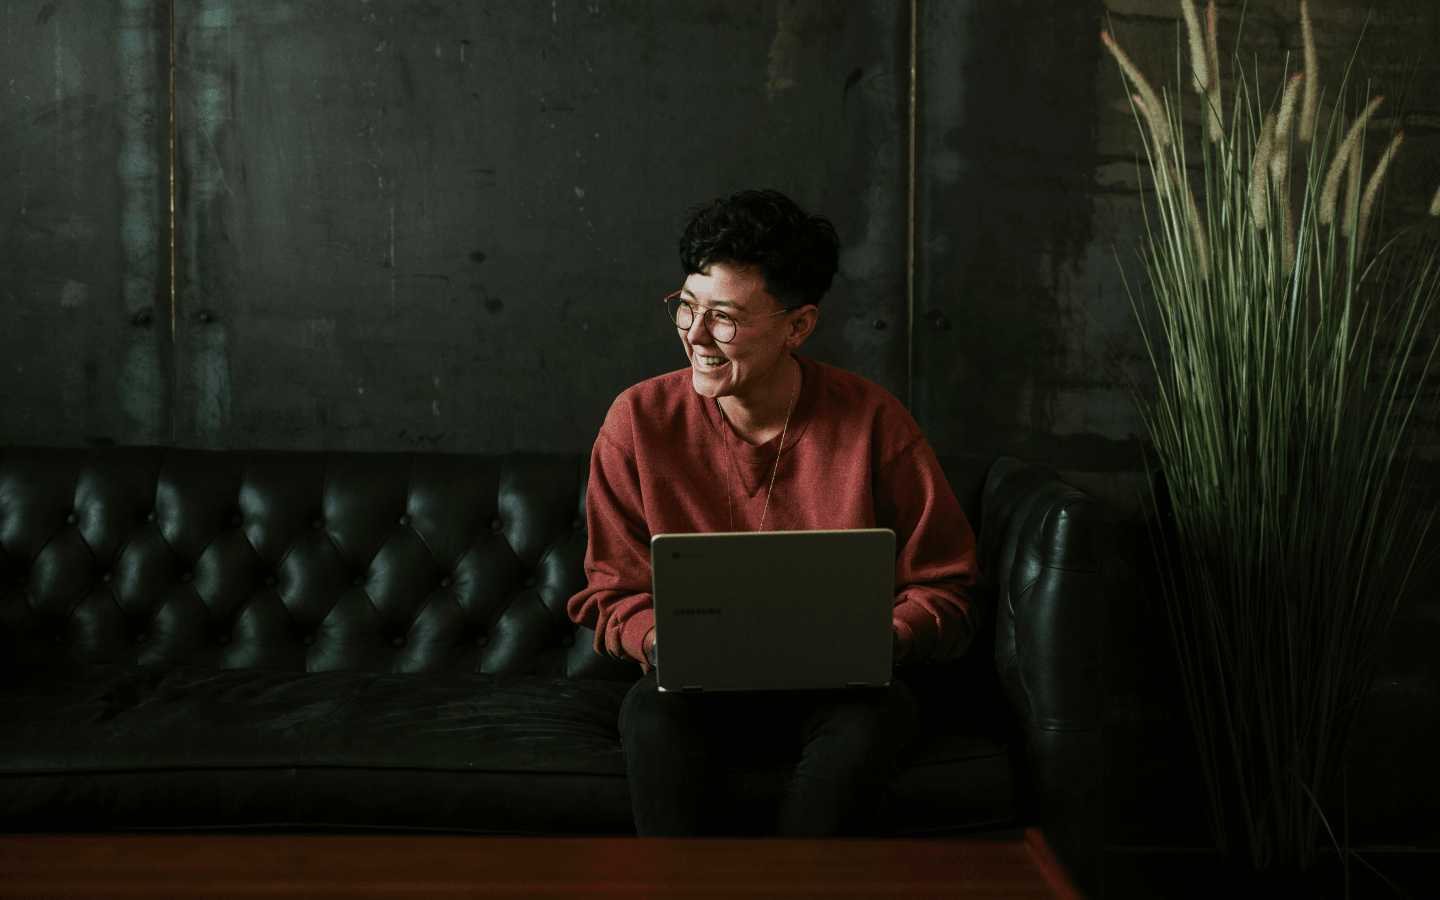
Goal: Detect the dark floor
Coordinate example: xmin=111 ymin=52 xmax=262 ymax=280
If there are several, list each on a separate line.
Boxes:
xmin=1101 ymin=847 xmax=1440 ymax=900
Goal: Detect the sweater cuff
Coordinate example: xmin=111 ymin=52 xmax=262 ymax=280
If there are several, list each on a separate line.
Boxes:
xmin=892 ymin=598 xmax=935 ymax=662
xmin=620 ymin=607 xmax=657 ymax=669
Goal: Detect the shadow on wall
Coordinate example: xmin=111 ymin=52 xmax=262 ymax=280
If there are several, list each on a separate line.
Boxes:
xmin=917 ymin=0 xmax=1145 ymax=478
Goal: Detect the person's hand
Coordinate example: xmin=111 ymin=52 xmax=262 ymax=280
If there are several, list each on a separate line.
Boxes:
xmin=643 ymin=627 xmax=658 ymax=667
xmin=892 ymin=621 xmax=911 ymax=664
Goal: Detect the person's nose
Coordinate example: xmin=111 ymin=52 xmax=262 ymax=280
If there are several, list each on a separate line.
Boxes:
xmin=685 ymin=310 xmax=715 ymax=345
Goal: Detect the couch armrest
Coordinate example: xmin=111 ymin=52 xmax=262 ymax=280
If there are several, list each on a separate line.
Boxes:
xmin=980 ymin=457 xmax=1107 ymax=891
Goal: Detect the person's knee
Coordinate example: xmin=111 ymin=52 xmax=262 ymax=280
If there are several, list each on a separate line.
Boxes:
xmin=620 ymin=674 xmax=709 ymax=751
xmin=800 ymin=690 xmax=916 ymax=767
xmin=620 ymin=674 xmax=666 ymax=740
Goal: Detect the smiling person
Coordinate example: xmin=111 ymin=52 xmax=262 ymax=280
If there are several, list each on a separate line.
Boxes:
xmin=567 ymin=189 xmax=981 ymax=837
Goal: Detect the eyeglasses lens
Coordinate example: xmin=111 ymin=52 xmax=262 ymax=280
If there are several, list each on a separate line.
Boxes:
xmin=667 ymin=296 xmax=692 ymax=329
xmin=667 ymin=297 xmax=735 ymax=343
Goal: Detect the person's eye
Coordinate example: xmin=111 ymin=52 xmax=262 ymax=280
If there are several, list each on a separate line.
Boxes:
xmin=713 ymin=312 xmax=735 ymax=324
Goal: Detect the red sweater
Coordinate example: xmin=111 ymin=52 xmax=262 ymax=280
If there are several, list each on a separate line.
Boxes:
xmin=567 ymin=355 xmax=981 ymax=672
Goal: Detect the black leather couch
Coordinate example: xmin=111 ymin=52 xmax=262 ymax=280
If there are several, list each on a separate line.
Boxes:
xmin=0 ymin=447 xmax=1104 ymax=871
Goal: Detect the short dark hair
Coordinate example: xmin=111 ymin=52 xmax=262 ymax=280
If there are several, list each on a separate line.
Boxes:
xmin=678 ymin=189 xmax=840 ymax=307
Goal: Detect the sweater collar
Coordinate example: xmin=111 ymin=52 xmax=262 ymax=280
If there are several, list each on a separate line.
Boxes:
xmin=703 ymin=354 xmax=820 ymax=497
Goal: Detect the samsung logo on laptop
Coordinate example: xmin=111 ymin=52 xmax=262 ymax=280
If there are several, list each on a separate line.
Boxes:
xmin=672 ymin=607 xmax=722 ymax=616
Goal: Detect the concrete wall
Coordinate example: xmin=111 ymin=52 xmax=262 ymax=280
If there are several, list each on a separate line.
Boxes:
xmin=9 ymin=0 xmax=1436 ymax=472
xmin=5 ymin=0 xmax=912 ymax=453
xmin=3 ymin=0 xmax=1439 ymax=877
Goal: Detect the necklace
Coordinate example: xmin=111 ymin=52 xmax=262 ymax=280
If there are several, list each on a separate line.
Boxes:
xmin=719 ymin=369 xmax=799 ymax=532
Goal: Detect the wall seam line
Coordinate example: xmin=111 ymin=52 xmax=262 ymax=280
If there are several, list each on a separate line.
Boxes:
xmin=168 ymin=0 xmax=178 ymax=447
xmin=906 ymin=0 xmax=918 ymax=412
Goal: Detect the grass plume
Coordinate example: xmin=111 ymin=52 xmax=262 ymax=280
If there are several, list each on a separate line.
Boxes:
xmin=1300 ymin=1 xmax=1319 ymax=140
xmin=1357 ymin=131 xmax=1403 ymax=251
xmin=1270 ymin=74 xmax=1303 ymax=185
xmin=1205 ymin=2 xmax=1223 ymax=141
xmin=1104 ymin=30 xmax=1172 ymax=147
xmin=1343 ymin=138 xmax=1363 ymax=236
xmin=1182 ymin=0 xmax=1208 ymax=98
xmin=1320 ymin=96 xmax=1384 ymax=226
xmin=1251 ymin=114 xmax=1276 ymax=230
xmin=1271 ymin=75 xmax=1304 ymax=269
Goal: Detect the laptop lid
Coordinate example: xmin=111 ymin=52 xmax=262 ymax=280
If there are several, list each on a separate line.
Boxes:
xmin=650 ymin=528 xmax=895 ymax=692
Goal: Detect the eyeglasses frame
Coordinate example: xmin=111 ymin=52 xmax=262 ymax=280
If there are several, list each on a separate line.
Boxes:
xmin=662 ymin=290 xmax=799 ymax=344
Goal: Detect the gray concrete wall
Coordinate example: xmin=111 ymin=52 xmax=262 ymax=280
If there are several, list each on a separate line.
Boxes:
xmin=168 ymin=0 xmax=911 ymax=453
xmin=10 ymin=0 xmax=1435 ymax=471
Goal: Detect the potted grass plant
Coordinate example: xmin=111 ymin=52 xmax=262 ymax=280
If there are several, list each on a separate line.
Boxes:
xmin=1102 ymin=0 xmax=1440 ymax=881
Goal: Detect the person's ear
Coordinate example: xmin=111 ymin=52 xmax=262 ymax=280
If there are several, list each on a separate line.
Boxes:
xmin=786 ymin=304 xmax=819 ymax=349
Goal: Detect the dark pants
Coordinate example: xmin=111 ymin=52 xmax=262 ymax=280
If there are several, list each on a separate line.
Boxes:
xmin=619 ymin=669 xmax=921 ymax=837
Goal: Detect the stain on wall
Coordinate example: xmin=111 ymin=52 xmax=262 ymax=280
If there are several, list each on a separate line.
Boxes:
xmin=915 ymin=0 xmax=1136 ymax=478
xmin=117 ymin=0 xmax=168 ymax=444
xmin=0 ymin=0 xmax=171 ymax=446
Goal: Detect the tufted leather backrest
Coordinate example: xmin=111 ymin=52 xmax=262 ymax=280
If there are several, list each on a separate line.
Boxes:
xmin=0 ymin=448 xmax=635 ymax=681
xmin=2 ymin=446 xmax=1105 ymax=716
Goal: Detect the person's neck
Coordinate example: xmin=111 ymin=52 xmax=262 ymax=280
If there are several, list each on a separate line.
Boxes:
xmin=717 ymin=355 xmax=801 ymax=447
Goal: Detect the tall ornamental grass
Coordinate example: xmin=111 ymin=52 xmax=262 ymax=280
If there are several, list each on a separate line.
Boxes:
xmin=1104 ymin=0 xmax=1440 ymax=875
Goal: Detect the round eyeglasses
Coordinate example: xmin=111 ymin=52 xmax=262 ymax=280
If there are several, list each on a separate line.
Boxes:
xmin=662 ymin=291 xmax=794 ymax=344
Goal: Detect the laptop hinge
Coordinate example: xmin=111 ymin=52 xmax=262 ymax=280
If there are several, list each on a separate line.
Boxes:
xmin=681 ymin=686 xmax=704 ymax=693
xmin=845 ymin=682 xmax=869 ymax=689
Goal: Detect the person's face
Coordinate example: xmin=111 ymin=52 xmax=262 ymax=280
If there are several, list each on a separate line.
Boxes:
xmin=676 ymin=262 xmax=814 ymax=403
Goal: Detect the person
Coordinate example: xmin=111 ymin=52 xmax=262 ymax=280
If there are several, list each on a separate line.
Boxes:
xmin=567 ymin=188 xmax=981 ymax=837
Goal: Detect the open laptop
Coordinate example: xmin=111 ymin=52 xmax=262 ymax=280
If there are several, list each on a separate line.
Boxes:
xmin=650 ymin=528 xmax=896 ymax=692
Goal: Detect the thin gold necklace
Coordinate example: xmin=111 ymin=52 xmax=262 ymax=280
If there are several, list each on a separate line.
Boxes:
xmin=719 ymin=371 xmax=799 ymax=532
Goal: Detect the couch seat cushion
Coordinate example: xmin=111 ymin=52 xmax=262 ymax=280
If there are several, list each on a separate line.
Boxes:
xmin=0 ymin=665 xmax=633 ymax=833
xmin=1 ymin=665 xmax=1015 ymax=835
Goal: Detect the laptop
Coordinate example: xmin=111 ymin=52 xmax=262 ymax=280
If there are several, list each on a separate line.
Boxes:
xmin=650 ymin=528 xmax=896 ymax=692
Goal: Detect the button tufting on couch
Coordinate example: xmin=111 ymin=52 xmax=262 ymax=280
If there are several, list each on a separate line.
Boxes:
xmin=0 ymin=446 xmax=1105 ymax=857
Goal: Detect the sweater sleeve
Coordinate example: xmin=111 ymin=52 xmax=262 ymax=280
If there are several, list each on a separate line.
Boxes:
xmin=566 ymin=401 xmax=657 ymax=671
xmin=878 ymin=435 xmax=983 ymax=664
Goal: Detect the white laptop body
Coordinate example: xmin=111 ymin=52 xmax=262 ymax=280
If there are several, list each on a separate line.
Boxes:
xmin=650 ymin=528 xmax=896 ymax=692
